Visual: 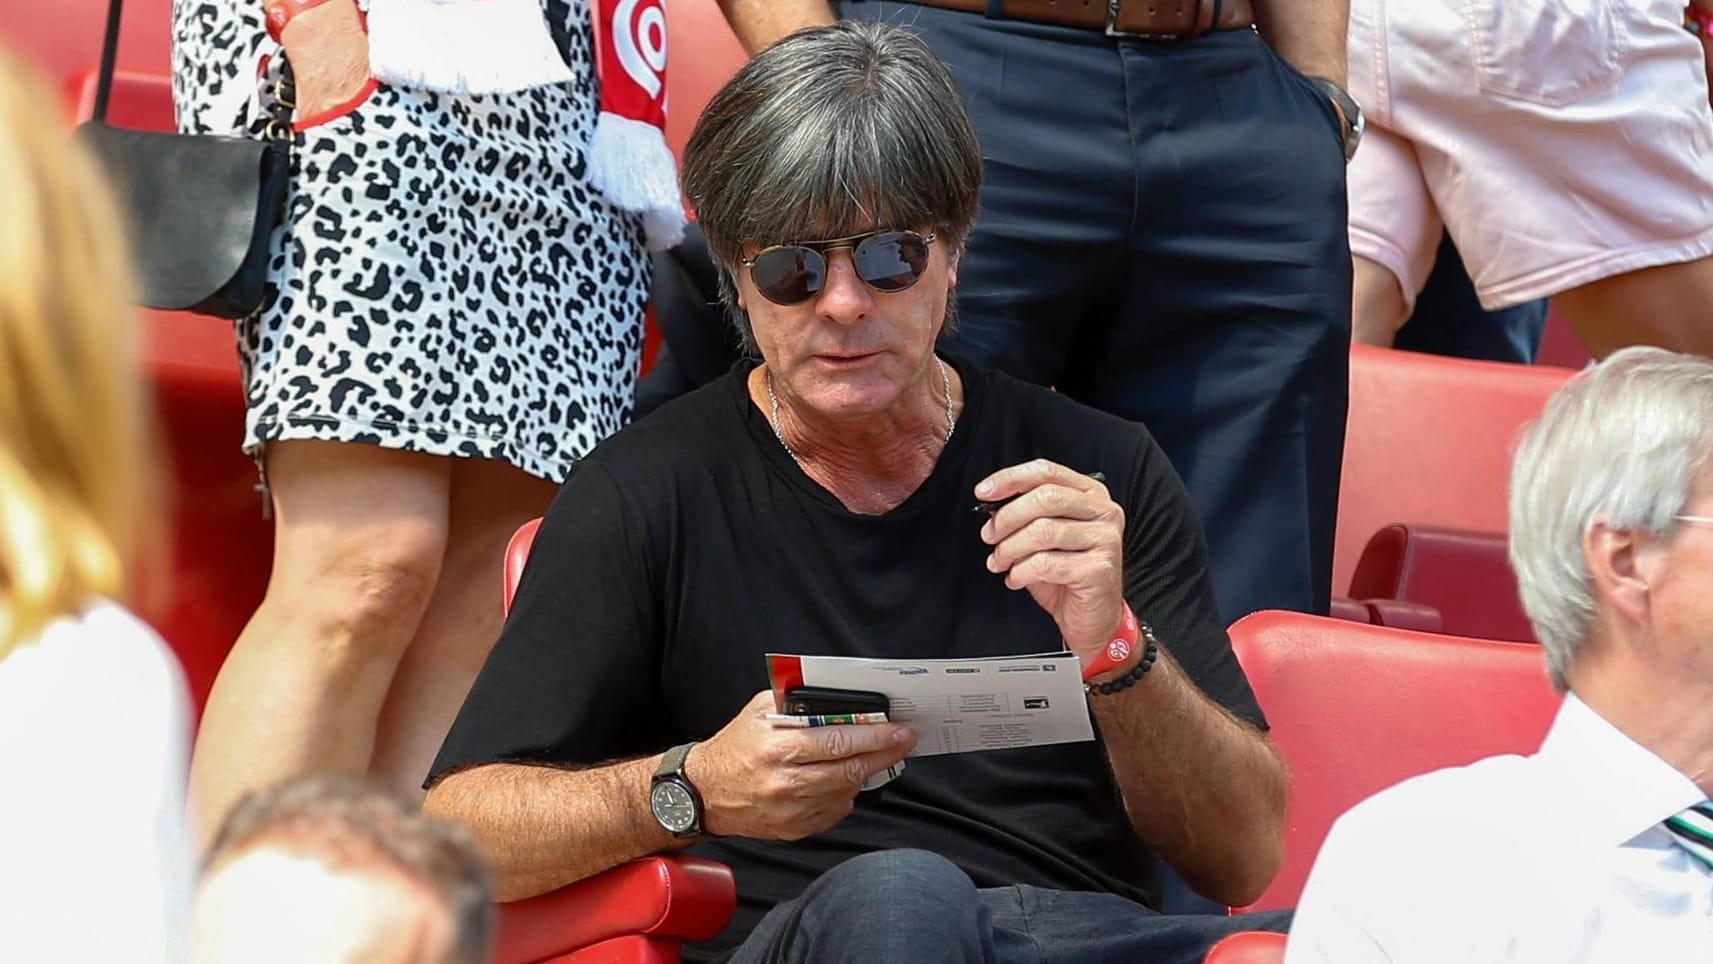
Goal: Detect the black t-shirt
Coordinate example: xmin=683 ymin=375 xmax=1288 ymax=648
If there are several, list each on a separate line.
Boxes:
xmin=430 ymin=355 xmax=1265 ymax=959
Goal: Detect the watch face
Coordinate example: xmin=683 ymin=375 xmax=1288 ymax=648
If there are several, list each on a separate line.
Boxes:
xmin=651 ymin=780 xmax=698 ymax=835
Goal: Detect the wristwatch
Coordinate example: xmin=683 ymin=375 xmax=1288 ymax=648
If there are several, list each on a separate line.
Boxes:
xmin=1309 ymin=77 xmax=1364 ymax=162
xmin=649 ymin=742 xmax=706 ymax=839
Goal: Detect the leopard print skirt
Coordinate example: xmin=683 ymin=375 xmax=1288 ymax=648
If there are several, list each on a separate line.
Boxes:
xmin=171 ymin=0 xmax=648 ymax=484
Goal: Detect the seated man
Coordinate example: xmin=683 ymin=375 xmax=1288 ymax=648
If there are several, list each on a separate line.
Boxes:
xmin=425 ymin=22 xmax=1289 ymax=963
xmin=192 ymin=775 xmax=493 ymax=964
xmin=1287 ymin=347 xmax=1713 ymax=963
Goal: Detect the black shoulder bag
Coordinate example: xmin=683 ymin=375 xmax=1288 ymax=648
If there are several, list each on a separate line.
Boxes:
xmin=76 ymin=0 xmax=293 ymax=319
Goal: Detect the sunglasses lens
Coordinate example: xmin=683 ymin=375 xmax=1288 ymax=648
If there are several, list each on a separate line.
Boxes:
xmin=750 ymin=246 xmax=825 ymax=305
xmin=854 ymin=232 xmax=929 ymax=292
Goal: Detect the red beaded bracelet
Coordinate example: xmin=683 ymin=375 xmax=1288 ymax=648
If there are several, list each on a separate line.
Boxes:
xmin=1086 ymin=631 xmax=1159 ymax=697
xmin=266 ymin=0 xmax=341 ymax=42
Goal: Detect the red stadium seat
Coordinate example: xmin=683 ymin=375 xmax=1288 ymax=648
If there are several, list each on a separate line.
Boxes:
xmin=0 ymin=0 xmax=172 ymax=94
xmin=1334 ymin=345 xmax=1574 ymax=597
xmin=1228 ymin=611 xmax=1559 ymax=911
xmin=66 ymin=67 xmax=176 ymax=130
xmin=1349 ymin=524 xmax=1534 ymax=643
xmin=1204 ymin=931 xmax=1285 ymax=964
xmin=496 ymin=518 xmax=738 ymax=964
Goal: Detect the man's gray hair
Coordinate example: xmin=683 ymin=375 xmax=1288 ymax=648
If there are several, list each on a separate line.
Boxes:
xmin=1509 ymin=346 xmax=1713 ymax=689
xmin=205 ymin=774 xmax=494 ymax=964
xmin=679 ymin=20 xmax=984 ymax=349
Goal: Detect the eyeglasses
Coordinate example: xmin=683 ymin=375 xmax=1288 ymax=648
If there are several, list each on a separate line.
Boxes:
xmin=740 ymin=229 xmax=937 ymax=306
xmin=1674 ymin=515 xmax=1713 ymax=527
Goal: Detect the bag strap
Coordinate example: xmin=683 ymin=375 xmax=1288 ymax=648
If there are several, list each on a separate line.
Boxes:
xmin=93 ymin=0 xmax=123 ymax=122
xmin=93 ymin=0 xmax=295 ymax=139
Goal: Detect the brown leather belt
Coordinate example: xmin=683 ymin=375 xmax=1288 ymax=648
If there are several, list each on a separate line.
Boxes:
xmin=903 ymin=0 xmax=1256 ymax=39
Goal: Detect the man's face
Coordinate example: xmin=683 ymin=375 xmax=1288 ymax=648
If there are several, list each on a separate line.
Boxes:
xmin=190 ymin=849 xmax=455 ymax=964
xmin=734 ymin=224 xmax=957 ymax=421
xmin=1643 ymin=469 xmax=1713 ymax=676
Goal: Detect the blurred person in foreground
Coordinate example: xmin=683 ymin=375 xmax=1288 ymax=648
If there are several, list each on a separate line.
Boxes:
xmin=192 ymin=775 xmax=493 ymax=964
xmin=1287 ymin=347 xmax=1713 ymax=963
xmin=427 ymin=23 xmax=1289 ymax=963
xmin=0 ymin=44 xmax=192 ymax=963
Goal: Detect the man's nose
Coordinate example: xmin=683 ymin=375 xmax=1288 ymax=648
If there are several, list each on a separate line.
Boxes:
xmin=813 ymin=249 xmax=874 ymax=323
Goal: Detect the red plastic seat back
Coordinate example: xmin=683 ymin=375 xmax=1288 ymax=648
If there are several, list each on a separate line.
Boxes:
xmin=1204 ymin=931 xmax=1285 ymax=964
xmin=0 ymin=0 xmax=173 ymax=93
xmin=1334 ymin=345 xmax=1574 ymax=596
xmin=67 ymin=67 xmax=177 ymax=130
xmin=1230 ymin=611 xmax=1560 ymax=911
xmin=504 ymin=518 xmax=544 ymax=615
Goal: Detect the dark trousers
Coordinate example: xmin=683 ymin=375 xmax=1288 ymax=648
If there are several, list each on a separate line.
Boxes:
xmin=840 ymin=2 xmax=1352 ymax=623
xmin=1396 ymin=233 xmax=1549 ymax=364
xmin=712 ymin=850 xmax=1291 ymax=964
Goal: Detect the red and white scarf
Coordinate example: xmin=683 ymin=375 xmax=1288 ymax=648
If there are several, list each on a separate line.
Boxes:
xmin=364 ymin=0 xmax=683 ymax=250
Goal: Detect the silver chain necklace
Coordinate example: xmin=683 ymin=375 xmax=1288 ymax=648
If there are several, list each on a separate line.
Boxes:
xmin=766 ymin=357 xmax=956 ymax=468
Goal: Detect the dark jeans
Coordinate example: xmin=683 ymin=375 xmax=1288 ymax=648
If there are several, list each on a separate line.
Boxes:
xmin=840 ymin=2 xmax=1352 ymax=624
xmin=711 ymin=850 xmax=1292 ymax=964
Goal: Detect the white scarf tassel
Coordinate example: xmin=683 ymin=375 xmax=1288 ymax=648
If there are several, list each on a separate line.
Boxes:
xmin=366 ymin=0 xmax=575 ymax=96
xmin=589 ymin=111 xmax=685 ymax=251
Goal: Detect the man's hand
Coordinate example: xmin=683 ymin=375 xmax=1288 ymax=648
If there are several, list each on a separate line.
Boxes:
xmin=717 ymin=0 xmax=836 ymax=54
xmin=279 ymin=0 xmax=371 ymax=120
xmin=684 ymin=692 xmax=916 ymax=840
xmin=976 ymin=460 xmax=1126 ymax=668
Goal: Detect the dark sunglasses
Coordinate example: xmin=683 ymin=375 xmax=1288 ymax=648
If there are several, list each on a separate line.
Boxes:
xmin=740 ymin=229 xmax=937 ymax=306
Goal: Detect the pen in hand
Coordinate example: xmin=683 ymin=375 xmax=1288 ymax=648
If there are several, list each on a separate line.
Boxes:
xmin=972 ymin=471 xmax=1106 ymax=516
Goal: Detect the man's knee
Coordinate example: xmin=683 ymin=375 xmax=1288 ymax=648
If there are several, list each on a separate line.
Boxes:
xmin=814 ymin=849 xmax=975 ymax=902
xmin=793 ymin=849 xmax=987 ymax=954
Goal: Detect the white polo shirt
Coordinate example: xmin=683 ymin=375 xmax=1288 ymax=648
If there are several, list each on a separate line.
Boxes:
xmin=1285 ymin=693 xmax=1713 ymax=964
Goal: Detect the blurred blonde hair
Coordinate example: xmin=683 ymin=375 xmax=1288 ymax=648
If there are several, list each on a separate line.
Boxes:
xmin=0 ymin=45 xmax=153 ymax=660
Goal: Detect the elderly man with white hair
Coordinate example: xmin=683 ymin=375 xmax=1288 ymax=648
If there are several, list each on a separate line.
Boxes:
xmin=1285 ymin=346 xmax=1713 ymax=964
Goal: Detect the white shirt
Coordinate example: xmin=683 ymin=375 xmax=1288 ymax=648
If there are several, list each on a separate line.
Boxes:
xmin=0 ymin=602 xmax=194 ymax=963
xmin=1285 ymin=694 xmax=1713 ymax=964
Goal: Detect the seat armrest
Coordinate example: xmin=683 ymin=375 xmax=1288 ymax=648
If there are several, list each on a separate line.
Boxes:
xmin=1328 ymin=596 xmax=1372 ymax=624
xmin=1362 ymin=598 xmax=1442 ymax=634
xmin=1350 ymin=524 xmax=1531 ymax=642
xmin=495 ymin=856 xmax=736 ymax=963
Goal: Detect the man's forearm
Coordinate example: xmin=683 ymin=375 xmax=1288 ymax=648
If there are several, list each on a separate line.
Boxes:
xmin=424 ymin=757 xmax=688 ymax=902
xmin=1092 ymin=649 xmax=1287 ymax=907
xmin=717 ymin=0 xmax=835 ymax=54
xmin=1254 ymin=0 xmax=1349 ymax=86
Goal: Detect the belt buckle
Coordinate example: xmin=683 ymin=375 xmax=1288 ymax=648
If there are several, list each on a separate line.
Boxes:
xmin=1104 ymin=0 xmax=1185 ymax=40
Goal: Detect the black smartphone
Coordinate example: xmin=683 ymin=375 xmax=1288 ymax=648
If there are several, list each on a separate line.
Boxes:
xmin=782 ymin=686 xmax=891 ymax=719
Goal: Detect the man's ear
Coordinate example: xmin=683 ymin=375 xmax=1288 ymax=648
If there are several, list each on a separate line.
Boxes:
xmin=1585 ymin=518 xmax=1656 ymax=624
xmin=947 ymin=248 xmax=960 ymax=291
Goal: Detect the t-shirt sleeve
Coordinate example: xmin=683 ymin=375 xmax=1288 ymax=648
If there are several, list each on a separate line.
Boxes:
xmin=427 ymin=459 xmax=666 ymax=786
xmin=1121 ymin=432 xmax=1267 ymax=729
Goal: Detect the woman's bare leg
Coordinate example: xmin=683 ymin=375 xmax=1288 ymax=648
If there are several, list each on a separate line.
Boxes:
xmin=1351 ymin=255 xmax=1412 ymax=347
xmin=189 ymin=440 xmax=451 ymax=846
xmin=368 ymin=456 xmax=560 ymax=795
